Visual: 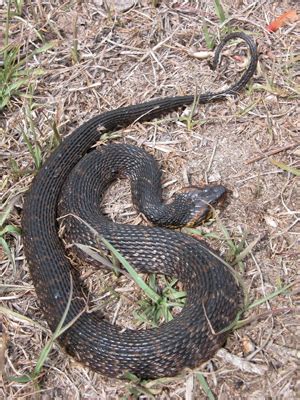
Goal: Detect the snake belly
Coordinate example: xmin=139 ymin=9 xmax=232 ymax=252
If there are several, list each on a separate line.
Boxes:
xmin=22 ymin=32 xmax=258 ymax=379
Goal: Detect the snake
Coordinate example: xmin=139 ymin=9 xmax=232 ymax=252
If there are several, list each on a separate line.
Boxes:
xmin=22 ymin=32 xmax=258 ymax=379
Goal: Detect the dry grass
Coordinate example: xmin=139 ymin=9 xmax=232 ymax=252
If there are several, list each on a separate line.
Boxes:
xmin=1 ymin=0 xmax=299 ymax=399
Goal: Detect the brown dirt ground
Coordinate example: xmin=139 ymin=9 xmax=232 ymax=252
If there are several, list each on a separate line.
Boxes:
xmin=1 ymin=0 xmax=299 ymax=399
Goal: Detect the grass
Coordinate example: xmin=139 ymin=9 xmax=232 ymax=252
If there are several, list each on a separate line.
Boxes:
xmin=99 ymin=214 xmax=295 ymax=327
xmin=0 ymin=39 xmax=49 ymax=110
xmin=134 ymin=275 xmax=186 ymax=327
xmin=196 ymin=372 xmax=216 ymax=400
xmin=60 ymin=204 xmax=295 ymax=394
xmin=179 ymin=93 xmax=206 ymax=130
xmin=7 ymin=274 xmax=84 ymax=391
xmin=186 ymin=211 xmax=260 ymax=274
xmin=269 ymin=159 xmax=300 ymax=176
xmin=0 ymin=1 xmax=55 ymax=110
xmin=202 ymin=0 xmax=227 ymax=49
xmin=100 ymin=214 xmax=294 ymax=397
xmin=202 ymin=21 xmax=216 ymax=50
xmin=20 ymin=103 xmax=63 ymax=172
xmin=21 ymin=101 xmax=51 ymax=171
xmin=99 ymin=237 xmax=186 ymax=327
xmin=2 ymin=0 xmax=299 ymax=398
xmin=0 ymin=45 xmax=34 ymax=110
xmin=0 ymin=305 xmax=46 ymax=333
xmin=214 ymin=0 xmax=226 ymax=24
xmin=0 ymin=202 xmax=21 ymax=271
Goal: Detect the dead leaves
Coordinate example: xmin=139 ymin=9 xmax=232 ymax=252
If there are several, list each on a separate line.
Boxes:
xmin=267 ymin=10 xmax=298 ymax=33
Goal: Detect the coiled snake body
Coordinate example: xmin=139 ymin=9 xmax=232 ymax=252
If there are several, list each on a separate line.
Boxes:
xmin=22 ymin=32 xmax=258 ymax=379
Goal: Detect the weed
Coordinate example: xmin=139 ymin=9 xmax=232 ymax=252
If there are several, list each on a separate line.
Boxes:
xmin=202 ymin=21 xmax=215 ymax=50
xmin=213 ymin=0 xmax=226 ymax=23
xmin=22 ymin=129 xmax=43 ymax=171
xmin=0 ymin=1 xmax=55 ymax=109
xmin=0 ymin=202 xmax=21 ymax=271
xmin=238 ymin=99 xmax=260 ymax=116
xmin=50 ymin=120 xmax=62 ymax=150
xmin=1 ymin=46 xmax=35 ymax=110
xmin=179 ymin=93 xmax=206 ymax=130
xmin=121 ymin=372 xmax=183 ymax=398
xmin=11 ymin=0 xmax=24 ymax=16
xmin=213 ymin=215 xmax=250 ymax=272
xmin=122 ymin=372 xmax=156 ymax=399
xmin=246 ymin=282 xmax=295 ymax=311
xmin=134 ymin=275 xmax=186 ymax=327
xmin=201 ymin=0 xmax=228 ymax=51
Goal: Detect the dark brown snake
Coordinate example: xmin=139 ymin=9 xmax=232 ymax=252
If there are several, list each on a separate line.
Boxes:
xmin=22 ymin=32 xmax=258 ymax=379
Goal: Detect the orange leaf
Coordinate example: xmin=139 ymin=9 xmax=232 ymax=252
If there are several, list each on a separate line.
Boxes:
xmin=267 ymin=10 xmax=298 ymax=32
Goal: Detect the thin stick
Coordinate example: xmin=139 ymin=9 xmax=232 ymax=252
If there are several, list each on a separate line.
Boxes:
xmin=245 ymin=143 xmax=299 ymax=165
xmin=205 ymin=141 xmax=218 ymax=183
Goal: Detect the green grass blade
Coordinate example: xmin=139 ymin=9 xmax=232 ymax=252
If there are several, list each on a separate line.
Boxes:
xmin=203 ymin=21 xmax=215 ymax=50
xmin=196 ymin=372 xmax=215 ymax=400
xmin=213 ymin=0 xmax=226 ymax=23
xmin=183 ymin=227 xmax=220 ymax=239
xmin=0 ymin=202 xmax=15 ymax=227
xmin=167 ymin=288 xmax=186 ymax=299
xmin=8 ymin=375 xmax=32 ymax=383
xmin=247 ymin=283 xmax=294 ymax=310
xmin=270 ymin=159 xmax=300 ymax=176
xmin=233 ymin=236 xmax=260 ymax=264
xmin=0 ymin=305 xmax=48 ymax=332
xmin=0 ymin=224 xmax=21 ymax=236
xmin=22 ymin=131 xmax=42 ymax=170
xmin=33 ymin=41 xmax=56 ymax=55
xmin=0 ymin=237 xmax=15 ymax=267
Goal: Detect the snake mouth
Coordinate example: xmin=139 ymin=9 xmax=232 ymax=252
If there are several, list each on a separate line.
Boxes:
xmin=181 ymin=185 xmax=227 ymax=227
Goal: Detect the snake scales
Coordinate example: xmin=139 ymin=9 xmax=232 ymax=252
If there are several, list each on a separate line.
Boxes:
xmin=22 ymin=32 xmax=258 ymax=379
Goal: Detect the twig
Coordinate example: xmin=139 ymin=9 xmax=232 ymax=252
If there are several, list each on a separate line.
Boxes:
xmin=205 ymin=141 xmax=218 ymax=183
xmin=238 ymin=306 xmax=299 ymax=328
xmin=217 ymin=348 xmax=268 ymax=375
xmin=245 ymin=143 xmax=299 ymax=165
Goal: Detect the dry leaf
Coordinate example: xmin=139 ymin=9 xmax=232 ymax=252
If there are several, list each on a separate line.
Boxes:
xmin=242 ymin=336 xmax=256 ymax=355
xmin=267 ymin=10 xmax=298 ymax=33
xmin=190 ymin=50 xmax=214 ymax=59
xmin=102 ymin=0 xmax=137 ymax=13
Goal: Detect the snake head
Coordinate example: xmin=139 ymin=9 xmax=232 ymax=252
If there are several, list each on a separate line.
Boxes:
xmin=180 ymin=185 xmax=227 ymax=227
